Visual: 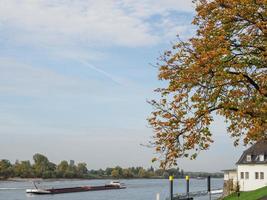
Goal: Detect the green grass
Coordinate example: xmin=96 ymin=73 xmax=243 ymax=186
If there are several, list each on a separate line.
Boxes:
xmin=223 ymin=186 xmax=267 ymax=200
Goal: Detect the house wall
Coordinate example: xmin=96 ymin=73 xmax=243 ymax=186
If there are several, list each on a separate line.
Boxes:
xmin=228 ymin=171 xmax=237 ymax=181
xmin=223 ymin=171 xmax=238 ymax=197
xmin=237 ymin=164 xmax=267 ymax=191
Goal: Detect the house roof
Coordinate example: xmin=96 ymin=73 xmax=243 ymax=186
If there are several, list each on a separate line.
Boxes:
xmin=236 ymin=140 xmax=267 ymax=165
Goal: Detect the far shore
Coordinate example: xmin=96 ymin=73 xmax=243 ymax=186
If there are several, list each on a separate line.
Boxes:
xmin=1 ymin=176 xmax=223 ymax=182
xmin=1 ymin=177 xmax=168 ymax=182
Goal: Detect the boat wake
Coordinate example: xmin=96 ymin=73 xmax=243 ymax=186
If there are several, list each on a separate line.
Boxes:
xmin=0 ymin=187 xmax=26 ymax=190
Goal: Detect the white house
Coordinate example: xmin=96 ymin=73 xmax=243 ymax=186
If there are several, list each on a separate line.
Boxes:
xmin=223 ymin=140 xmax=267 ymax=193
xmin=236 ymin=140 xmax=267 ymax=191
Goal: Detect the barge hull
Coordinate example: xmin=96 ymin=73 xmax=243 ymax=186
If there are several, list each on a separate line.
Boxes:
xmin=27 ymin=185 xmax=125 ymax=195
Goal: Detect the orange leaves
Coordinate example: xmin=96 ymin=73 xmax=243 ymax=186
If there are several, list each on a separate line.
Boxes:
xmin=148 ymin=0 xmax=267 ymax=169
xmin=162 ymin=113 xmax=172 ymax=119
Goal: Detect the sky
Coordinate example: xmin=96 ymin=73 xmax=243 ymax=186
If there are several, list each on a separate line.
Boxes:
xmin=0 ymin=0 xmax=246 ymax=172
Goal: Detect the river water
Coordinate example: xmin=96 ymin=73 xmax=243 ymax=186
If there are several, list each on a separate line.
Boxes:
xmin=0 ymin=179 xmax=223 ymax=200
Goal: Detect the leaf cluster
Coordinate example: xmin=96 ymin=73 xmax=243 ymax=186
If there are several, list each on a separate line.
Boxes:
xmin=148 ymin=0 xmax=267 ymax=168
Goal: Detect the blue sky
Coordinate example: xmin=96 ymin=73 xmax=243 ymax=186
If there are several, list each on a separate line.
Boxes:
xmin=0 ymin=0 xmax=245 ymax=171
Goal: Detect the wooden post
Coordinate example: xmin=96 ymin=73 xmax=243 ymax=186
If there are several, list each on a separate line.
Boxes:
xmin=169 ymin=176 xmax=174 ymax=200
xmin=207 ymin=176 xmax=211 ymax=200
xmin=186 ymin=175 xmax=190 ymax=198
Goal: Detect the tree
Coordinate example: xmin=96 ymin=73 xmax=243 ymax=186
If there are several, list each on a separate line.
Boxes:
xmin=122 ymin=168 xmax=133 ymax=178
xmin=13 ymin=160 xmax=33 ymax=178
xmin=66 ymin=164 xmax=77 ymax=178
xmin=138 ymin=168 xmax=148 ymax=178
xmin=111 ymin=169 xmax=120 ymax=178
xmin=0 ymin=159 xmax=13 ymax=178
xmin=148 ymin=0 xmax=267 ymax=168
xmin=57 ymin=161 xmax=69 ymax=172
xmin=32 ymin=153 xmax=55 ymax=177
xmin=77 ymin=163 xmax=88 ymax=176
xmin=33 ymin=154 xmax=49 ymax=165
xmin=155 ymin=169 xmax=164 ymax=177
xmin=105 ymin=167 xmax=113 ymax=176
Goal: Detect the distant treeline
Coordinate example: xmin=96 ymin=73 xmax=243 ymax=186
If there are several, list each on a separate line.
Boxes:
xmin=0 ymin=153 xmax=223 ymax=179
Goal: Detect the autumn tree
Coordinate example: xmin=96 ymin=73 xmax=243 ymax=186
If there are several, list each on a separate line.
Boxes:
xmin=148 ymin=0 xmax=267 ymax=168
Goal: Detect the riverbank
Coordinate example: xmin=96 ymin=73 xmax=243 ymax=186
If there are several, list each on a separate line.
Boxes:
xmin=223 ymin=186 xmax=267 ymax=200
xmin=1 ymin=177 xmax=163 ymax=182
xmin=1 ymin=176 xmax=220 ymax=182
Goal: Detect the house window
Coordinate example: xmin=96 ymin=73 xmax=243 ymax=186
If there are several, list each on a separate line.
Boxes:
xmin=255 ymin=172 xmax=259 ymax=179
xmin=240 ymin=172 xmax=244 ymax=179
xmin=260 ymin=154 xmax=265 ymax=161
xmin=260 ymin=172 xmax=264 ymax=179
xmin=245 ymin=172 xmax=249 ymax=179
xmin=247 ymin=155 xmax=252 ymax=162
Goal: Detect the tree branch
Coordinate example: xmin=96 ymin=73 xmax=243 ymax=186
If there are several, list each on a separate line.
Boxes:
xmin=226 ymin=70 xmax=267 ymax=97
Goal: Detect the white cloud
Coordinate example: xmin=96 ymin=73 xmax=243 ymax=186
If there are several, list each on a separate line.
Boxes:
xmin=118 ymin=0 xmax=194 ymax=18
xmin=0 ymin=0 xmax=155 ymax=47
xmin=0 ymin=0 xmax=194 ymax=48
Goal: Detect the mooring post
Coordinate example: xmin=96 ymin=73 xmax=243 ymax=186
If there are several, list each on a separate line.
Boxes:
xmin=207 ymin=176 xmax=211 ymax=200
xmin=156 ymin=193 xmax=160 ymax=200
xmin=169 ymin=176 xmax=174 ymax=200
xmin=186 ymin=175 xmax=190 ymax=199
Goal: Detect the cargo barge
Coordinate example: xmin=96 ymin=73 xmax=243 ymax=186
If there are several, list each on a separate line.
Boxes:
xmin=26 ymin=181 xmax=126 ymax=195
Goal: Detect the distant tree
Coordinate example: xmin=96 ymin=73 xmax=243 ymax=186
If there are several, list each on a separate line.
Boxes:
xmin=155 ymin=169 xmax=164 ymax=177
xmin=56 ymin=160 xmax=69 ymax=177
xmin=114 ymin=166 xmax=123 ymax=175
xmin=77 ymin=163 xmax=88 ymax=177
xmin=64 ymin=170 xmax=76 ymax=178
xmin=13 ymin=160 xmax=33 ymax=178
xmin=148 ymin=0 xmax=267 ymax=168
xmin=0 ymin=159 xmax=13 ymax=178
xmin=33 ymin=154 xmax=49 ymax=165
xmin=66 ymin=163 xmax=77 ymax=178
xmin=167 ymin=168 xmax=177 ymax=177
xmin=97 ymin=168 xmax=104 ymax=176
xmin=111 ymin=169 xmax=120 ymax=178
xmin=32 ymin=153 xmax=56 ymax=178
xmin=122 ymin=168 xmax=133 ymax=178
xmin=33 ymin=153 xmax=50 ymax=177
xmin=48 ymin=162 xmax=56 ymax=171
xmin=133 ymin=167 xmax=143 ymax=176
xmin=162 ymin=171 xmax=169 ymax=179
xmin=138 ymin=168 xmax=148 ymax=178
xmin=105 ymin=167 xmax=113 ymax=176
xmin=46 ymin=162 xmax=57 ymax=178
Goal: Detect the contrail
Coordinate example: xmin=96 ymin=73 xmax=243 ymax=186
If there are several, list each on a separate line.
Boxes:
xmin=76 ymin=59 xmax=123 ymax=85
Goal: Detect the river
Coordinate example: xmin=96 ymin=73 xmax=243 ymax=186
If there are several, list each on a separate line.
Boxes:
xmin=0 ymin=178 xmax=223 ymax=200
